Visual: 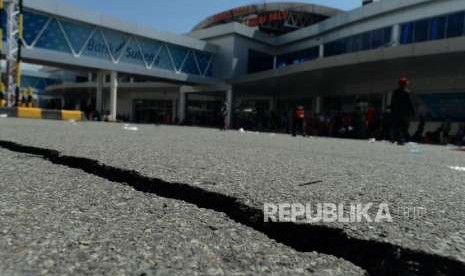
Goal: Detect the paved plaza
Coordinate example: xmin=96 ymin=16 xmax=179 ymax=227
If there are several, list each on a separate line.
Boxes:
xmin=0 ymin=118 xmax=464 ymax=275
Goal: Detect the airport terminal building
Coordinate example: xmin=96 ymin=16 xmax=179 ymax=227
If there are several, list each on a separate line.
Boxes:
xmin=4 ymin=0 xmax=465 ymax=131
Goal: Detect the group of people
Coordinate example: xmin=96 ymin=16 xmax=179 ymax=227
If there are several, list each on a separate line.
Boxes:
xmin=0 ymin=90 xmax=34 ymax=108
xmin=289 ymin=77 xmax=465 ymax=146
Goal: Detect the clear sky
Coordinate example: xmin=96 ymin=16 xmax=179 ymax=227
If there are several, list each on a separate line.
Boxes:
xmin=58 ymin=0 xmax=361 ymax=34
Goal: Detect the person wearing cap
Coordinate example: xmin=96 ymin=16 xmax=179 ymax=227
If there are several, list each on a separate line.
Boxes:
xmin=390 ymin=76 xmax=415 ymax=145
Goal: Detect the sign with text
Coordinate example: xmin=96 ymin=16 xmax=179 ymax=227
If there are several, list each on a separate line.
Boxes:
xmin=247 ymin=11 xmax=290 ymax=27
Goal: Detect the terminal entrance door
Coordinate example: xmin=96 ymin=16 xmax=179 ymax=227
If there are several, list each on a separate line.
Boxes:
xmin=185 ymin=93 xmax=224 ymax=128
xmin=133 ymin=100 xmax=173 ymax=124
xmin=186 ymin=100 xmax=223 ymax=127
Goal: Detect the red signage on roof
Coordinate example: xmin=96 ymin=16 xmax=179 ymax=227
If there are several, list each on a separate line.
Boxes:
xmin=212 ymin=6 xmax=257 ymax=23
xmin=247 ymin=11 xmax=289 ymax=27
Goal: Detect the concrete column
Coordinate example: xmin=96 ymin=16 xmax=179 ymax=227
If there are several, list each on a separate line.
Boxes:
xmin=225 ymin=88 xmax=233 ymax=129
xmin=319 ymin=44 xmax=324 ymax=58
xmin=269 ymin=97 xmax=277 ymax=111
xmin=381 ymin=93 xmax=387 ymax=113
xmin=96 ymin=71 xmax=104 ymax=114
xmin=178 ymin=90 xmax=187 ymax=124
xmin=273 ymin=56 xmax=277 ymax=69
xmin=109 ymin=71 xmax=118 ymax=121
xmin=392 ymin=24 xmax=401 ymax=46
xmin=88 ymin=72 xmax=93 ymax=82
xmin=172 ymin=99 xmax=177 ymax=124
xmin=314 ymin=96 xmax=322 ymax=114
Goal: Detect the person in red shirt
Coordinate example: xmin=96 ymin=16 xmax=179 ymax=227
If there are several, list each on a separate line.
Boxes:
xmin=292 ymin=106 xmax=306 ymax=137
xmin=365 ymin=105 xmax=376 ymax=138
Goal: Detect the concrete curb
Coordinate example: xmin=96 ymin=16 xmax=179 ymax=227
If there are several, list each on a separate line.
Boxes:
xmin=0 ymin=107 xmax=84 ymax=121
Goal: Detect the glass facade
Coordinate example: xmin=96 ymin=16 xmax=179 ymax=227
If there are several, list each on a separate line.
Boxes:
xmin=5 ymin=9 xmax=215 ymax=78
xmin=400 ymin=11 xmax=465 ymax=44
xmin=276 ymin=46 xmax=319 ymax=69
xmin=21 ymin=76 xmax=60 ymax=94
xmin=324 ymin=27 xmax=392 ymax=57
xmin=417 ymin=92 xmax=465 ymax=120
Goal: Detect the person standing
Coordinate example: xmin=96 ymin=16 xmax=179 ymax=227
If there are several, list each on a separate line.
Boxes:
xmin=292 ymin=106 xmax=306 ymax=137
xmin=0 ymin=92 xmax=5 ymax=108
xmin=365 ymin=104 xmax=377 ymax=138
xmin=26 ymin=89 xmax=33 ymax=108
xmin=390 ymin=76 xmax=415 ymax=145
xmin=220 ymin=101 xmax=229 ymax=131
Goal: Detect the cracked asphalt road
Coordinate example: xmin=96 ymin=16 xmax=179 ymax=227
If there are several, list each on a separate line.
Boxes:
xmin=0 ymin=118 xmax=465 ymax=274
xmin=0 ymin=147 xmax=363 ymax=276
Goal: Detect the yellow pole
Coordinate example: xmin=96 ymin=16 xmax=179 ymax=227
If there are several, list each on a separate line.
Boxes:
xmin=16 ymin=62 xmax=21 ymax=87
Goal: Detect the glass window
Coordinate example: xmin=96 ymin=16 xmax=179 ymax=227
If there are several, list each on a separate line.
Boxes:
xmin=372 ymin=28 xmax=387 ymax=48
xmin=334 ymin=39 xmax=346 ymax=55
xmin=345 ymin=37 xmax=354 ymax=53
xmin=414 ymin=19 xmax=429 ymax=42
xmin=430 ymin=16 xmax=446 ymax=40
xmin=384 ymin=27 xmax=392 ymax=45
xmin=400 ymin=22 xmax=413 ymax=44
xmin=325 ymin=41 xmax=338 ymax=57
xmin=276 ymin=47 xmax=319 ymax=68
xmin=351 ymin=34 xmax=363 ymax=52
xmin=361 ymin=32 xmax=372 ymax=50
xmin=447 ymin=12 xmax=465 ymax=38
xmin=248 ymin=50 xmax=274 ymax=74
xmin=323 ymin=42 xmax=333 ymax=57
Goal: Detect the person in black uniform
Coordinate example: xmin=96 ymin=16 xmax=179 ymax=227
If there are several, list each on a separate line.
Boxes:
xmin=390 ymin=77 xmax=415 ymax=145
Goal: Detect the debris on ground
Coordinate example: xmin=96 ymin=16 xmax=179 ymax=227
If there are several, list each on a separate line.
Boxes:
xmin=448 ymin=166 xmax=465 ymax=172
xmin=122 ymin=124 xmax=139 ymax=131
xmin=407 ymin=142 xmax=422 ymax=154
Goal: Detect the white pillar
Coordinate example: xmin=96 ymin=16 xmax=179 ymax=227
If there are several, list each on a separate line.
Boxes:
xmin=96 ymin=71 xmax=104 ymax=114
xmin=381 ymin=93 xmax=386 ymax=112
xmin=392 ymin=24 xmax=401 ymax=46
xmin=110 ymin=71 xmax=118 ymax=121
xmin=178 ymin=90 xmax=187 ymax=123
xmin=225 ymin=88 xmax=233 ymax=129
xmin=319 ymin=44 xmax=324 ymax=58
xmin=273 ymin=56 xmax=277 ymax=69
xmin=314 ymin=96 xmax=322 ymax=114
xmin=270 ymin=97 xmax=278 ymax=111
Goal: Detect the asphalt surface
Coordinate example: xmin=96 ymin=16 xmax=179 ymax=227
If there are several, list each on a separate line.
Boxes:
xmin=0 ymin=118 xmax=465 ymax=274
xmin=0 ymin=147 xmax=362 ymax=276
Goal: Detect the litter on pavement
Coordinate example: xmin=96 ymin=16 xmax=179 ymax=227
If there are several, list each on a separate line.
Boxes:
xmin=122 ymin=124 xmax=139 ymax=131
xmin=448 ymin=166 xmax=465 ymax=172
xmin=407 ymin=142 xmax=422 ymax=154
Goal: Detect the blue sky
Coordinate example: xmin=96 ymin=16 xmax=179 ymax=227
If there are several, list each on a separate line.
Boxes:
xmin=59 ymin=0 xmax=361 ymax=34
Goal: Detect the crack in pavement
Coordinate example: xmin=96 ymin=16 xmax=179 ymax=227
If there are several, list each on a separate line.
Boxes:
xmin=0 ymin=139 xmax=464 ymax=276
